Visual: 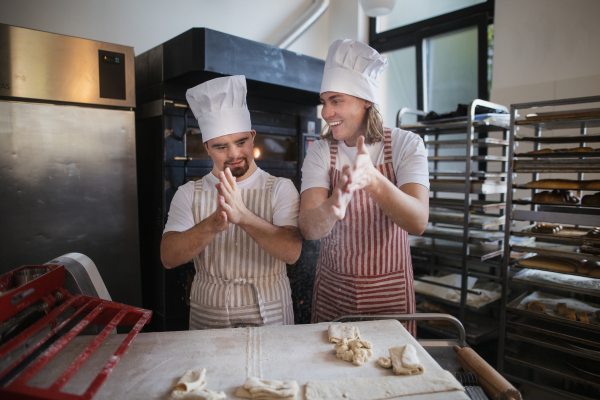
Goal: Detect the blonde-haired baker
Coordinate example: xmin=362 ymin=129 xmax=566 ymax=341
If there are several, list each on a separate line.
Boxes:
xmin=161 ymin=75 xmax=302 ymax=330
xmin=299 ymin=40 xmax=429 ymax=337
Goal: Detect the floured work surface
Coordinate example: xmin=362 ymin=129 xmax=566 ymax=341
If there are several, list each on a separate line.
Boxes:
xmin=25 ymin=320 xmax=469 ymax=400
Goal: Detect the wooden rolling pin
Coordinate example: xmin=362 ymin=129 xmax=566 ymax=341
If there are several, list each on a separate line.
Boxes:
xmin=453 ymin=345 xmax=521 ymax=400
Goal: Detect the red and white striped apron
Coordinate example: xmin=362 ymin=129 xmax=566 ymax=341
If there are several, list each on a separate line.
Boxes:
xmin=311 ymin=127 xmax=417 ymax=337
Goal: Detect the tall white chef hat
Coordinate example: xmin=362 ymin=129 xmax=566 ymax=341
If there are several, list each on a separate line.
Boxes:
xmin=320 ymin=39 xmax=388 ymax=104
xmin=186 ymin=75 xmax=252 ymax=143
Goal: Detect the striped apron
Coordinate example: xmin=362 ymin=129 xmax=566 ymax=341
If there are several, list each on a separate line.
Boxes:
xmin=189 ymin=174 xmax=294 ymax=330
xmin=311 ymin=127 xmax=417 ymax=337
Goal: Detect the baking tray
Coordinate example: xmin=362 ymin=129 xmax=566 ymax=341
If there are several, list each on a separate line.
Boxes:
xmin=515 ymin=118 xmax=600 ymax=130
xmin=423 ymin=226 xmax=505 ymax=244
xmin=432 ymin=180 xmax=507 ymax=194
xmin=429 ymin=170 xmax=507 ymax=179
xmin=504 ymin=346 xmax=600 ymax=390
xmin=511 ymin=241 xmax=600 ymax=262
xmin=513 ymin=199 xmax=600 ymax=210
xmin=506 ymin=316 xmax=600 ymax=350
xmin=429 ymin=209 xmax=505 ymax=229
xmin=511 ymin=224 xmax=600 ymax=245
xmin=511 ymin=208 xmax=600 ymax=228
xmin=514 ymin=184 xmax=600 ymax=191
xmin=513 ymin=158 xmax=600 ymax=173
xmin=516 ymin=133 xmax=600 ymax=144
xmin=514 ymin=152 xmax=600 ymax=159
xmin=506 ymin=291 xmax=600 ymax=332
xmin=512 ymin=268 xmax=600 ymax=297
xmin=410 ymin=237 xmax=503 ymax=262
xmin=424 ymin=138 xmax=509 ymax=147
xmin=429 ymin=198 xmax=506 ymax=212
xmin=428 ymin=155 xmax=508 ymax=162
xmin=505 ymin=330 xmax=600 ymax=363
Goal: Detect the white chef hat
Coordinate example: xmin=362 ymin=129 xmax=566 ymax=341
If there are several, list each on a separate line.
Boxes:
xmin=186 ymin=75 xmax=252 ymax=143
xmin=320 ymin=39 xmax=388 ymax=104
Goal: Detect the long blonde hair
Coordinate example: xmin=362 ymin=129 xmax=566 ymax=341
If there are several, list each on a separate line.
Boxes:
xmin=320 ymin=104 xmax=384 ymax=144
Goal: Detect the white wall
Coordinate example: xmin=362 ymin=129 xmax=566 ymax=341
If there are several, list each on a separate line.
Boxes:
xmin=491 ymin=0 xmax=600 ymax=106
xmin=0 ymin=0 xmax=367 ymax=60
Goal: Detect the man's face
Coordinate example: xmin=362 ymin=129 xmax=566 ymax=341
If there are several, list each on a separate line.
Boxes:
xmin=320 ymin=92 xmax=370 ymax=143
xmin=205 ymin=131 xmax=256 ymax=178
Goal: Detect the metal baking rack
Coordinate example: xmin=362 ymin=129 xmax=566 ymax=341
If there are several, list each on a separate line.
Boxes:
xmin=0 ymin=265 xmax=152 ymax=400
xmin=399 ymin=100 xmax=510 ymax=345
xmin=498 ymin=95 xmax=600 ymax=399
xmin=512 ymin=269 xmax=600 ymax=297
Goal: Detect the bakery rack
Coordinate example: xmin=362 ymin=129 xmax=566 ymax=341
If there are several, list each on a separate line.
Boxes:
xmin=399 ymin=99 xmax=510 ymax=346
xmin=498 ymin=95 xmax=600 ymax=400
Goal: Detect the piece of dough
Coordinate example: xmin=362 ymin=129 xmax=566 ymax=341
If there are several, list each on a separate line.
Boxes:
xmin=389 ymin=344 xmax=424 ymax=376
xmin=527 ymin=301 xmax=546 ymax=313
xmin=172 ymin=369 xmax=207 ymax=392
xmin=567 ymin=309 xmax=577 ymax=320
xmin=328 ymin=324 xmax=360 ymax=343
xmin=334 ymin=338 xmax=374 ymax=366
xmin=516 ymin=256 xmax=578 ymax=273
xmin=378 ymin=357 xmax=392 ymax=368
xmin=557 ymin=303 xmax=567 ymax=316
xmin=305 ymin=370 xmax=465 ymax=400
xmin=580 ymin=244 xmax=600 ymax=256
xmin=578 ymin=312 xmax=590 ymax=324
xmin=557 ymin=147 xmax=594 ymax=153
xmin=531 ymin=190 xmax=579 ymax=204
xmin=526 ymin=148 xmax=553 ymax=154
xmin=524 ymin=179 xmax=580 ymax=189
xmin=236 ymin=377 xmax=299 ymax=400
xmin=583 ymin=228 xmax=600 ymax=238
xmin=170 ymin=389 xmax=226 ymax=400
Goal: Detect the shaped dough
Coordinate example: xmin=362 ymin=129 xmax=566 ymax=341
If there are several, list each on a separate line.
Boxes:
xmin=170 ymin=389 xmax=226 ymax=400
xmin=389 ymin=344 xmax=424 ymax=375
xmin=305 ymin=370 xmax=465 ymax=400
xmin=328 ymin=324 xmax=360 ymax=343
xmin=172 ymin=369 xmax=207 ymax=392
xmin=378 ymin=357 xmax=392 ymax=368
xmin=333 ymin=338 xmax=373 ymax=366
xmin=236 ymin=377 xmax=299 ymax=399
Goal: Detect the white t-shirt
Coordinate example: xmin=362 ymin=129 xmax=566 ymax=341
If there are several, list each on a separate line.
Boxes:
xmin=301 ymin=128 xmax=430 ymax=193
xmin=164 ymin=168 xmax=300 ymax=234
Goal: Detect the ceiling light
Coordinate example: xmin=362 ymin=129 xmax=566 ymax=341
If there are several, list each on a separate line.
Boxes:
xmin=360 ymin=0 xmax=396 ymax=17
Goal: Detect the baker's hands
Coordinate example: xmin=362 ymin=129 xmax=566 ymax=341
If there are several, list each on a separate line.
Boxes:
xmin=208 ymin=203 xmax=229 ymax=233
xmin=216 ymin=168 xmax=248 ymax=225
xmin=330 ymin=165 xmax=354 ymax=220
xmin=346 ymin=136 xmax=377 ymax=193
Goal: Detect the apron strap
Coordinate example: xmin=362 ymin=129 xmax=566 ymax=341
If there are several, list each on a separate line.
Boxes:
xmin=329 ymin=140 xmax=338 ymax=167
xmin=223 ymin=278 xmax=268 ymax=325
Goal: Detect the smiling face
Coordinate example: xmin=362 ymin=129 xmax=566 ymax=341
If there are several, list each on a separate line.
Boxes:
xmin=320 ymin=92 xmax=372 ymax=146
xmin=204 ymin=130 xmax=257 ymax=181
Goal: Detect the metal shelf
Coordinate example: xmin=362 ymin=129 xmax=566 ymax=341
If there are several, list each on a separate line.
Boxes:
xmin=514 ymin=158 xmax=600 ymax=173
xmin=516 ymin=133 xmax=600 ymax=144
xmin=428 ymin=155 xmax=508 ymax=162
xmin=516 ymin=118 xmax=600 ymax=130
xmin=424 ymin=137 xmax=509 ymax=147
xmin=506 ymin=329 xmax=600 ymax=363
xmin=504 ymin=346 xmax=600 ymax=390
xmin=512 ymin=268 xmax=600 ymax=297
xmin=515 ymin=151 xmax=600 ymax=158
xmin=506 ymin=316 xmax=600 ymax=350
xmin=422 ymin=226 xmax=504 ymax=244
xmin=514 ymin=184 xmax=600 ymax=191
xmin=511 ymin=225 xmax=600 ymax=245
xmin=511 ymin=241 xmax=600 ymax=262
xmin=429 ymin=198 xmax=506 ymax=212
xmin=506 ymin=291 xmax=600 ymax=332
xmin=512 ymin=208 xmax=600 ymax=226
xmin=513 ymin=199 xmax=600 ymax=210
xmin=410 ymin=237 xmax=503 ymax=262
xmin=432 ymin=180 xmax=507 ymax=194
xmin=429 ymin=170 xmax=507 ymax=178
xmin=429 ymin=209 xmax=505 ymax=229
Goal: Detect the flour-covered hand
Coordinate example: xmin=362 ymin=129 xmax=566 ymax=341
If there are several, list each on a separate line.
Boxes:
xmin=216 ymin=168 xmax=248 ymax=225
xmin=348 ymin=135 xmax=376 ymax=192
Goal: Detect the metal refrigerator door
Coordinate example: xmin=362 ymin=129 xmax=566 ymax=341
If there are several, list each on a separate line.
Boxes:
xmin=0 ymin=101 xmax=142 ymax=308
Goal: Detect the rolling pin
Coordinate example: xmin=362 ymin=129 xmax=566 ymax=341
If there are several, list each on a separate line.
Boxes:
xmin=453 ymin=345 xmax=521 ymax=400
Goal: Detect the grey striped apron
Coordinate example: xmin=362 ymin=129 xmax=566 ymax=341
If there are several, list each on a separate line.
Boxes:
xmin=189 ymin=174 xmax=294 ymax=330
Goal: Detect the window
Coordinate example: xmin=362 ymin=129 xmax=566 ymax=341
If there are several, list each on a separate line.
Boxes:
xmin=372 ymin=0 xmax=494 ymax=121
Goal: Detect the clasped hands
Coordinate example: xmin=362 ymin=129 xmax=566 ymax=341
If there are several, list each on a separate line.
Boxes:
xmin=209 ymin=168 xmax=248 ymax=233
xmin=330 ymin=136 xmax=378 ymax=220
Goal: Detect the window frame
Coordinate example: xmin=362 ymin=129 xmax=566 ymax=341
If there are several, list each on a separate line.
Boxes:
xmin=369 ymin=0 xmax=495 ymax=111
